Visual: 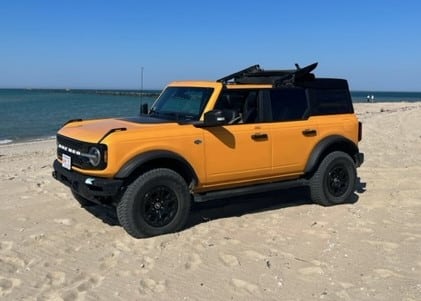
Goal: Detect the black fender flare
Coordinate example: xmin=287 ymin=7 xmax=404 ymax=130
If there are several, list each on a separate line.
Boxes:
xmin=304 ymin=135 xmax=359 ymax=174
xmin=115 ymin=150 xmax=198 ymax=184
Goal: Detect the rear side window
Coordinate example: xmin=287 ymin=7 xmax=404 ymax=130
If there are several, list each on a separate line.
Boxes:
xmin=270 ymin=88 xmax=308 ymax=122
xmin=309 ymin=89 xmax=353 ymax=115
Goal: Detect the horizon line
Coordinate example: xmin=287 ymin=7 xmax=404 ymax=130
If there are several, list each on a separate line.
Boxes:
xmin=1 ymin=87 xmax=421 ymax=93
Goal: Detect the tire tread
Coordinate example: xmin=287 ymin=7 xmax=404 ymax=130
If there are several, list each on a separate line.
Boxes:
xmin=117 ymin=168 xmax=190 ymax=238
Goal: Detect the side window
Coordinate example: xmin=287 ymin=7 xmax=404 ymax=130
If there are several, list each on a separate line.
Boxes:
xmin=214 ymin=90 xmax=259 ymax=124
xmin=270 ymin=88 xmax=308 ymax=122
xmin=309 ymin=89 xmax=353 ymax=115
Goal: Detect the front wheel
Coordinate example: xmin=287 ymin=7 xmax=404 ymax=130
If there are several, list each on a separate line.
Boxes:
xmin=116 ymin=168 xmax=191 ymax=238
xmin=310 ymin=151 xmax=357 ymax=206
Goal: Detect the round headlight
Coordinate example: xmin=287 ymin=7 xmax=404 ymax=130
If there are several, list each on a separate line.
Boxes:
xmin=88 ymin=147 xmax=101 ymax=167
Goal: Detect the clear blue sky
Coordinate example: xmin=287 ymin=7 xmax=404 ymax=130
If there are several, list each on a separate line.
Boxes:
xmin=1 ymin=0 xmax=421 ymax=91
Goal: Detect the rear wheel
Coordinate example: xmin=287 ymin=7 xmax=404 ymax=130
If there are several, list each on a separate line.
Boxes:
xmin=116 ymin=168 xmax=191 ymax=238
xmin=310 ymin=151 xmax=356 ymax=206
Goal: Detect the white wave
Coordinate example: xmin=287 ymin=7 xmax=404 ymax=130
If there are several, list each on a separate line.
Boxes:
xmin=0 ymin=139 xmax=13 ymax=145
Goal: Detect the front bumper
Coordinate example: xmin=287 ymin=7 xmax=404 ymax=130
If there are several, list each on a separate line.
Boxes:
xmin=52 ymin=160 xmax=123 ymax=203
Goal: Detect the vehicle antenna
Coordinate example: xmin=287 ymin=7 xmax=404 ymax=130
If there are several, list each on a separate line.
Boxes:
xmin=140 ymin=66 xmax=144 ymax=114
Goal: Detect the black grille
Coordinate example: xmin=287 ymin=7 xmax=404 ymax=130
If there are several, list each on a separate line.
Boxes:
xmin=56 ymin=135 xmax=107 ymax=170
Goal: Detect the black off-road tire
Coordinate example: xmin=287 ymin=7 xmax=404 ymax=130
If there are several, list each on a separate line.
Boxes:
xmin=71 ymin=190 xmax=95 ymax=207
xmin=116 ymin=168 xmax=191 ymax=238
xmin=310 ymin=151 xmax=356 ymax=206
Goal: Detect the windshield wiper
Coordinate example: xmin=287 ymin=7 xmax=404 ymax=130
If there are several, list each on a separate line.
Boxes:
xmin=147 ymin=110 xmax=177 ymax=120
xmin=148 ymin=108 xmax=161 ymax=117
xmin=148 ymin=110 xmax=196 ymax=121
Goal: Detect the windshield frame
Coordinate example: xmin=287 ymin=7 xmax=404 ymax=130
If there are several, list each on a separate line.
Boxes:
xmin=149 ymin=86 xmax=214 ymax=122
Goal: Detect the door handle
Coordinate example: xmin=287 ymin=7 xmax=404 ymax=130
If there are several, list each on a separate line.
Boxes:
xmin=302 ymin=129 xmax=317 ymax=136
xmin=251 ymin=133 xmax=268 ymax=140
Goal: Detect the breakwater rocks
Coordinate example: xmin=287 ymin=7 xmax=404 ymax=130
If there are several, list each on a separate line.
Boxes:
xmin=72 ymin=90 xmax=161 ymax=98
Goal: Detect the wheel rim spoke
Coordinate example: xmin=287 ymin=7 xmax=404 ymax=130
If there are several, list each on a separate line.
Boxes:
xmin=327 ymin=165 xmax=349 ymax=197
xmin=142 ymin=186 xmax=178 ymax=227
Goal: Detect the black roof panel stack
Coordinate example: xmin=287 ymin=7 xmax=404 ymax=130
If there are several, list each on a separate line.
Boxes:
xmin=217 ymin=62 xmax=319 ymax=87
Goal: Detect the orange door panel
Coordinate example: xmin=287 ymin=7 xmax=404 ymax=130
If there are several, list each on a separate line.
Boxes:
xmin=271 ymin=119 xmax=318 ymax=175
xmin=203 ymin=124 xmax=272 ymax=185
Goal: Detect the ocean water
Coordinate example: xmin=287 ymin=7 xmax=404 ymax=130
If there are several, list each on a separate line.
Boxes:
xmin=0 ymin=89 xmax=420 ymax=144
xmin=0 ymin=89 xmax=157 ymax=144
xmin=351 ymin=91 xmax=421 ymax=103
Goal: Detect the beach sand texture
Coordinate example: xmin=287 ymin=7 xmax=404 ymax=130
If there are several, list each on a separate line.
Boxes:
xmin=1 ymin=102 xmax=420 ymax=300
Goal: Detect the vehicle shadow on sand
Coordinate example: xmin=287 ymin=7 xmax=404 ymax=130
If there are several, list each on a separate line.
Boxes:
xmin=186 ymin=181 xmax=364 ymax=229
xmin=81 ymin=178 xmax=365 ymax=233
xmin=187 ymin=187 xmax=312 ymax=227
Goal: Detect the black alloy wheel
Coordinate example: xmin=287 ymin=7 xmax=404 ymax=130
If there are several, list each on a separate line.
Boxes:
xmin=310 ymin=151 xmax=356 ymax=206
xmin=142 ymin=185 xmax=178 ymax=227
xmin=326 ymin=164 xmax=350 ymax=197
xmin=117 ymin=168 xmax=191 ymax=238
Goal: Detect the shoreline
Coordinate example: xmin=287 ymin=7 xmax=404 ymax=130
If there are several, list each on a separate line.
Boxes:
xmin=0 ymin=136 xmax=55 ymax=147
xmin=0 ymin=138 xmax=56 ymax=158
xmin=1 ymin=101 xmax=421 ymax=146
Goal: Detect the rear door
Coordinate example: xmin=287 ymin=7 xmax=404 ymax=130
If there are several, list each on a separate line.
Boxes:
xmin=267 ymin=88 xmax=318 ymax=175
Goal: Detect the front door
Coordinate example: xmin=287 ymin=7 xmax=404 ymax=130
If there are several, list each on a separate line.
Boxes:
xmin=203 ymin=123 xmax=272 ymax=186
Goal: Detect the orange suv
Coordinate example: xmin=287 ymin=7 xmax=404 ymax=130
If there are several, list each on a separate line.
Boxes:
xmin=53 ymin=63 xmax=364 ymax=238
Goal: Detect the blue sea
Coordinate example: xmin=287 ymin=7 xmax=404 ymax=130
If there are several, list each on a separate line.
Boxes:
xmin=0 ymin=89 xmax=420 ymax=144
xmin=0 ymin=89 xmax=158 ymax=144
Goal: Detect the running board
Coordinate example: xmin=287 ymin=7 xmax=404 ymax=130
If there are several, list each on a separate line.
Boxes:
xmin=193 ymin=179 xmax=308 ymax=203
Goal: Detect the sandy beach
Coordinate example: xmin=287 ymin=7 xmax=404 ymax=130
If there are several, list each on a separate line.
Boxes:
xmin=1 ymin=102 xmax=420 ymax=300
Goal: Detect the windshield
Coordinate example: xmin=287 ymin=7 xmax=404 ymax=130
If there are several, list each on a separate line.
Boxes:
xmin=149 ymin=87 xmax=213 ymax=121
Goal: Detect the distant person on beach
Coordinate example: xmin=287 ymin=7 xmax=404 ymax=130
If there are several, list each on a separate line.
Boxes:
xmin=367 ymin=94 xmax=375 ymax=102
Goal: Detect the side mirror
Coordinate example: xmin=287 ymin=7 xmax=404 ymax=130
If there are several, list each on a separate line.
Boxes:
xmin=203 ymin=110 xmax=227 ymax=126
xmin=140 ymin=103 xmax=148 ymax=115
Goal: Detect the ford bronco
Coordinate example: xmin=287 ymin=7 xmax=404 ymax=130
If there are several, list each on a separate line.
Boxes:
xmin=53 ymin=63 xmax=364 ymax=238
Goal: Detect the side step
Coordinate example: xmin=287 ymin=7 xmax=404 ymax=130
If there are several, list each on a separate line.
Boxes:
xmin=193 ymin=179 xmax=308 ymax=203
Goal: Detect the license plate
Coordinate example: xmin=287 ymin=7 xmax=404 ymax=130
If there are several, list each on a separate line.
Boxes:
xmin=62 ymin=154 xmax=71 ymax=170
